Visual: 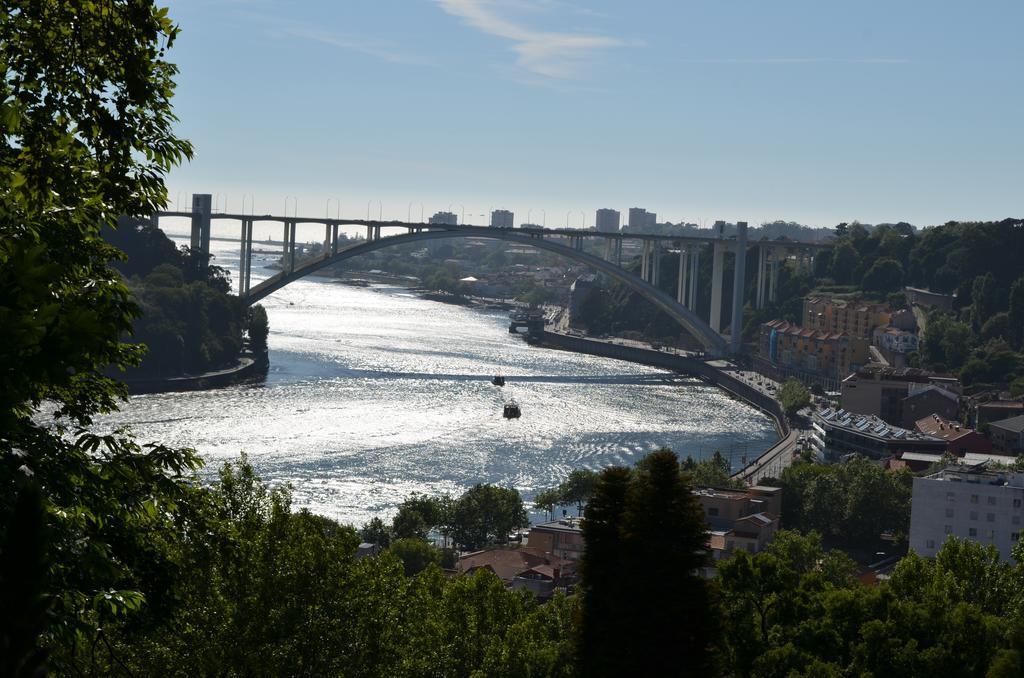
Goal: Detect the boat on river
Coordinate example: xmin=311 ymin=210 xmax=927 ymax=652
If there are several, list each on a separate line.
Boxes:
xmin=503 ymin=399 xmax=521 ymax=419
xmin=492 ymin=375 xmax=505 ymax=387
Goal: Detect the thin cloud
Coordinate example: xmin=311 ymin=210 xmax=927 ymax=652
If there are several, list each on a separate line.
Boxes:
xmin=678 ymin=57 xmax=911 ymax=65
xmin=286 ymin=27 xmax=433 ymax=66
xmin=436 ymin=0 xmax=624 ymax=79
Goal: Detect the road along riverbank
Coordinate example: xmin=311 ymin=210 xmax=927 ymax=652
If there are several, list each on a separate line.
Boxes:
xmin=533 ymin=330 xmax=792 ymax=483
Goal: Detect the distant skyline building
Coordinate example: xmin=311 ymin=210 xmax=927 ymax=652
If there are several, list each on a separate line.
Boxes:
xmin=595 ymin=208 xmax=620 ymax=233
xmin=428 ymin=211 xmax=457 ymax=225
xmin=490 ymin=209 xmax=514 ymax=228
xmin=628 ymin=207 xmax=657 ymax=230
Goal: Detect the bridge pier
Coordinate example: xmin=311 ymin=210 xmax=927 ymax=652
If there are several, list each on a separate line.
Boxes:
xmin=769 ymin=250 xmax=779 ymax=304
xmin=756 ymin=245 xmax=765 ymax=309
xmin=238 ymin=218 xmax=253 ymax=297
xmin=190 ymin=194 xmax=212 ymax=274
xmin=688 ymin=248 xmax=699 ymax=309
xmin=640 ymin=240 xmax=650 ymax=282
xmin=651 ymin=241 xmax=661 ymax=287
xmin=676 ymin=247 xmax=687 ymax=305
xmin=730 ymin=222 xmax=748 ymax=354
xmin=709 ymin=241 xmax=725 ymax=333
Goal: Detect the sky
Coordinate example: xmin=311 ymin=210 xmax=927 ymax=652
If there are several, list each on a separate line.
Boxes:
xmin=163 ymin=0 xmax=1024 ymax=229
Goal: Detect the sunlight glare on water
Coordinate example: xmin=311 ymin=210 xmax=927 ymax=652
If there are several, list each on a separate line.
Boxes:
xmin=99 ymin=234 xmax=777 ymax=525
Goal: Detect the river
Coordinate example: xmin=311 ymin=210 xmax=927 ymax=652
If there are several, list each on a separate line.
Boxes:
xmin=97 ymin=233 xmax=777 ymax=526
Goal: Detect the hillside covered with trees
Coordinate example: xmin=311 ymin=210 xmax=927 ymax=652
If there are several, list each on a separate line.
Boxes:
xmin=104 ymin=218 xmax=268 ymax=378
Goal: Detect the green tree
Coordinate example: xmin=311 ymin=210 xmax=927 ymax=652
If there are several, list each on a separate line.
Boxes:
xmin=0 ymin=1 xmax=197 ymax=667
xmin=533 ymin=488 xmax=562 ymax=522
xmin=556 ymin=468 xmax=599 ymax=515
xmin=778 ymin=377 xmax=812 ymax=418
xmin=829 ymin=240 xmax=861 ymax=285
xmin=861 ymin=257 xmax=904 ymax=295
xmin=247 ymin=304 xmax=270 ymax=355
xmin=1009 ymin=276 xmax=1024 ymax=350
xmin=450 ymin=485 xmax=527 ymax=550
xmin=389 ymin=538 xmax=442 ymax=576
xmin=971 ymin=272 xmax=998 ymax=332
xmin=578 ymin=451 xmax=717 ymax=677
xmin=359 ymin=516 xmax=392 ymax=547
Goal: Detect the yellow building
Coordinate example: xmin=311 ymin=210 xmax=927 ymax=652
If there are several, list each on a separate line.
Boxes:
xmin=803 ymin=296 xmax=891 ymax=340
xmin=757 ymin=319 xmax=870 ymax=390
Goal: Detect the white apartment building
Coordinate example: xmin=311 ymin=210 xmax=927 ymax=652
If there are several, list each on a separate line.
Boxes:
xmin=490 ymin=209 xmax=514 ymax=228
xmin=909 ymin=466 xmax=1024 ymax=562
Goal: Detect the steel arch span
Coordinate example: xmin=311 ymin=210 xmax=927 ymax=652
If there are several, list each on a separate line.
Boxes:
xmin=244 ymin=229 xmax=729 ymax=354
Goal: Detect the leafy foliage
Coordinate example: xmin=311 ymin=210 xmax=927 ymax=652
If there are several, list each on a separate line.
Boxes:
xmin=778 ymin=377 xmax=811 ymax=418
xmin=774 ymin=457 xmax=912 ymax=548
xmin=578 ymin=450 xmax=718 ymax=677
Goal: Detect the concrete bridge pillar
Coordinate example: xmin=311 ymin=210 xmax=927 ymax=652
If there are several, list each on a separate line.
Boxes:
xmin=769 ymin=249 xmax=780 ymax=304
xmin=676 ymin=247 xmax=689 ymax=306
xmin=615 ymin=239 xmax=623 ymax=267
xmin=640 ymin=240 xmax=650 ymax=282
xmin=688 ymin=248 xmax=699 ymax=309
xmin=190 ymin=193 xmax=212 ymax=273
xmin=710 ymin=241 xmax=726 ymax=332
xmin=238 ymin=218 xmax=253 ymax=297
xmin=651 ymin=241 xmax=661 ymax=286
xmin=730 ymin=222 xmax=748 ymax=354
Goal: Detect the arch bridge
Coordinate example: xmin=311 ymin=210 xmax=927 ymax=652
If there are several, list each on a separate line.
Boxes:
xmin=155 ymin=194 xmax=827 ymax=356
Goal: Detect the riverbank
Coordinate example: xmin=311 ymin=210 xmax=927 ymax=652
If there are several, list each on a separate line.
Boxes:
xmin=532 ymin=330 xmax=793 ymax=482
xmin=123 ymin=352 xmax=268 ymax=395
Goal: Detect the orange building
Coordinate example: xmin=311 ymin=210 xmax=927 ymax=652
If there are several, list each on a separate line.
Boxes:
xmin=803 ymin=296 xmax=891 ymax=340
xmin=756 ymin=319 xmax=870 ymax=390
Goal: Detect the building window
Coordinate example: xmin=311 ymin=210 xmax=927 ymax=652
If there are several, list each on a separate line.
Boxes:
xmin=946 ymin=492 xmax=956 ymax=502
xmin=987 ymin=513 xmax=996 ymax=522
xmin=1013 ymin=533 xmax=1020 ymax=542
xmin=988 ymin=496 xmax=997 ymax=506
xmin=945 ymin=525 xmax=953 ymax=534
xmin=945 ymin=508 xmax=954 ymax=518
xmin=926 ymin=539 xmax=936 ymax=549
xmin=1014 ymin=498 xmax=1022 ymax=509
xmin=970 ymin=494 xmax=979 ymax=504
xmin=988 ymin=530 xmax=996 ymax=539
xmin=1014 ymin=516 xmax=1021 ymax=526
xmin=969 ymin=528 xmax=977 ymax=537
xmin=970 ymin=511 xmax=978 ymax=521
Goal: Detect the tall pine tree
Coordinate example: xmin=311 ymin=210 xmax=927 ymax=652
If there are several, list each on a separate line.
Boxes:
xmin=577 ymin=450 xmax=719 ymax=677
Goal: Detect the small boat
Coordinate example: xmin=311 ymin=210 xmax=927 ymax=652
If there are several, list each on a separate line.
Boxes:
xmin=503 ymin=399 xmax=521 ymax=419
xmin=492 ymin=375 xmax=505 ymax=387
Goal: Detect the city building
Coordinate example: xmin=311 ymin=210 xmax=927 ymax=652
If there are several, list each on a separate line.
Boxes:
xmin=803 ymin=296 xmax=891 ymax=340
xmin=458 ymin=547 xmax=576 ymax=598
xmin=755 ymin=319 xmax=870 ymax=390
xmin=810 ymin=407 xmax=948 ymax=461
xmin=489 ymin=209 xmax=514 ymax=229
xmin=527 ymin=517 xmax=584 ymax=561
xmin=627 ymin=207 xmax=657 ymax=230
xmin=841 ymin=365 xmax=962 ymax=427
xmin=428 ymin=211 xmax=457 ymax=225
xmin=990 ymin=415 xmax=1024 ymax=454
xmin=909 ymin=465 xmax=1024 ymax=563
xmin=873 ymin=325 xmax=919 ymax=355
xmin=900 ymin=386 xmax=960 ymax=429
xmin=595 ymin=208 xmax=620 ymax=233
xmin=914 ymin=415 xmax=994 ymax=456
xmin=696 ymin=485 xmax=782 ymax=576
xmin=976 ymin=399 xmax=1024 ymax=427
